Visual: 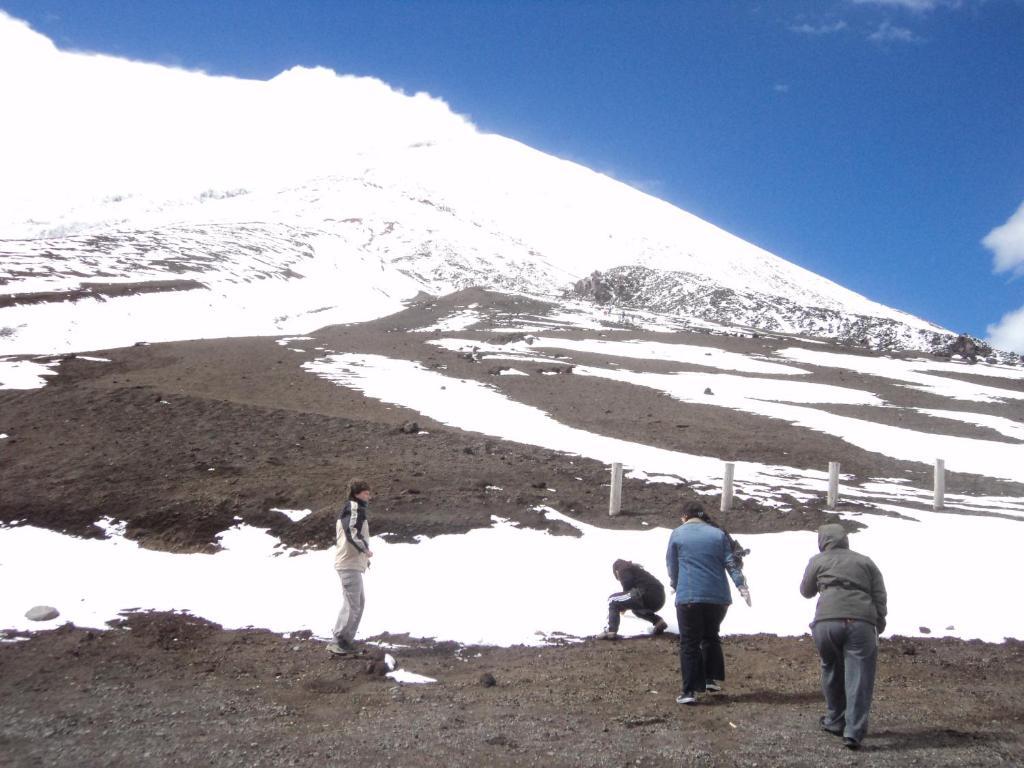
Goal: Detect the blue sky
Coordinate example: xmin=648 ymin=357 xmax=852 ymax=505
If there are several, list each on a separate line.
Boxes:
xmin=4 ymin=0 xmax=1023 ymax=345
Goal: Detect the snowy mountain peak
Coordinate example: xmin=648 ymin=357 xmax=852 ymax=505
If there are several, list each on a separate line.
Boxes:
xmin=0 ymin=11 xmax=996 ymax=358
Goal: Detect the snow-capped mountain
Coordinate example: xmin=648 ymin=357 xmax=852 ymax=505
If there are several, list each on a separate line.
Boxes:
xmin=0 ymin=11 xmax=976 ymax=357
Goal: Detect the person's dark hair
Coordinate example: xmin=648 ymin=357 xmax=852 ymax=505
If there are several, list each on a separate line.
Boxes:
xmin=347 ymin=479 xmax=371 ymax=500
xmin=682 ymin=501 xmax=753 ymax=568
xmin=612 ymin=558 xmax=631 ymax=578
xmin=682 ymin=501 xmax=706 ymax=520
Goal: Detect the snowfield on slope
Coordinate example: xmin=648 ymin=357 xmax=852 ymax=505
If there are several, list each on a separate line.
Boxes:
xmin=0 ymin=13 xmax=955 ymax=362
xmin=2 ymin=505 xmax=1021 ymax=644
xmin=0 ymin=242 xmax=423 ymax=356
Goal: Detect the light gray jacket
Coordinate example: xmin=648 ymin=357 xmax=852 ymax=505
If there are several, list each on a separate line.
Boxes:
xmin=800 ymin=524 xmax=887 ymax=633
xmin=335 ymin=499 xmax=370 ymax=572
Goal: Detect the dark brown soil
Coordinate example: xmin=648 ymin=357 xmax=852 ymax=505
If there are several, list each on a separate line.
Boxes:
xmin=1 ymin=612 xmax=1021 ymax=767
xmin=0 ymin=279 xmax=204 ymax=309
xmin=1 ymin=288 xmax=1020 ymax=553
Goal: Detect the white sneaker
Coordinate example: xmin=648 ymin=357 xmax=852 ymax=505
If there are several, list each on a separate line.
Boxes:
xmin=705 ymin=680 xmax=722 ymax=692
xmin=676 ymin=692 xmax=697 ymax=705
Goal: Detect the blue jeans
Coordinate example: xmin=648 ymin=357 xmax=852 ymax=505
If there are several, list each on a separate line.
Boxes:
xmin=812 ymin=619 xmax=878 ymax=743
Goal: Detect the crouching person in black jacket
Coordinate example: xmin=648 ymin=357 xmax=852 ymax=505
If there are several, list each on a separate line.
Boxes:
xmin=598 ymin=559 xmax=668 ymax=639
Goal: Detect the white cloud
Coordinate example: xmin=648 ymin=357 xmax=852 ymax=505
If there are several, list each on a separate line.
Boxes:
xmin=0 ymin=11 xmax=476 ymax=223
xmin=850 ymin=0 xmax=951 ymax=11
xmin=986 ymin=305 xmax=1024 ymax=354
xmin=789 ymin=20 xmax=849 ymax=35
xmin=983 ymin=203 xmax=1024 ymax=354
xmin=983 ymin=201 xmax=1024 ymax=277
xmin=867 ymin=20 xmax=922 ymax=42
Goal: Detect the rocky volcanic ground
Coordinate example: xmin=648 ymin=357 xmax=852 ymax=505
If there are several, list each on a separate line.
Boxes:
xmin=1 ymin=613 xmax=1022 ymax=767
xmin=2 ymin=288 xmax=1023 ymax=766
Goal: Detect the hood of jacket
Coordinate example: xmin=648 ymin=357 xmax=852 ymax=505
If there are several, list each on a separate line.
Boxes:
xmin=817 ymin=524 xmax=849 ymax=552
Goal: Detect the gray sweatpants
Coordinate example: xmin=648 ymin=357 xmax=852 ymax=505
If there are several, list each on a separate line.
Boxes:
xmin=812 ymin=619 xmax=878 ymax=743
xmin=332 ymin=569 xmax=365 ymax=644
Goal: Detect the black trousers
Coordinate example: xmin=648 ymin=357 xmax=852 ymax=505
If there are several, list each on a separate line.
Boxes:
xmin=607 ymin=588 xmax=664 ymax=633
xmin=676 ymin=602 xmax=728 ymax=694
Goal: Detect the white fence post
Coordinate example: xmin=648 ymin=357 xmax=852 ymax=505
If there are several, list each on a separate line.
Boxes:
xmin=720 ymin=462 xmax=735 ymax=512
xmin=608 ymin=462 xmax=623 ymax=517
xmin=934 ymin=459 xmax=945 ymax=510
xmin=827 ymin=461 xmax=840 ymax=510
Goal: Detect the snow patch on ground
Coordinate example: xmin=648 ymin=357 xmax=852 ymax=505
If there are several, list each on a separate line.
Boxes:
xmin=1 ymin=506 xmax=1021 ymax=643
xmin=412 ymin=310 xmax=482 ymax=332
xmin=916 ymin=409 xmax=1024 ymax=442
xmin=276 ymin=336 xmax=314 ymax=346
xmin=777 ymin=348 xmax=1024 ymax=403
xmin=271 ymin=507 xmax=313 ymax=523
xmin=429 ymin=336 xmax=807 ymax=377
xmin=0 ymin=359 xmax=58 ymax=389
xmin=386 ymin=669 xmax=437 ymax=684
xmin=529 ymin=337 xmax=807 ymax=376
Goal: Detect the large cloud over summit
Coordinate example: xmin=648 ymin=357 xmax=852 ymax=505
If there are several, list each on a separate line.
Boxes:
xmin=0 ymin=12 xmax=474 ymax=222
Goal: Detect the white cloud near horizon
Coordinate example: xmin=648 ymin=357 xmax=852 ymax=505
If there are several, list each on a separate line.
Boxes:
xmin=986 ymin=307 xmax=1024 ymax=355
xmin=867 ymin=20 xmax=922 ymax=42
xmin=850 ymin=0 xmax=954 ymax=11
xmin=0 ymin=11 xmax=476 ymax=223
xmin=983 ymin=201 xmax=1024 ymax=354
xmin=983 ymin=201 xmax=1024 ymax=277
xmin=789 ymin=20 xmax=849 ymax=35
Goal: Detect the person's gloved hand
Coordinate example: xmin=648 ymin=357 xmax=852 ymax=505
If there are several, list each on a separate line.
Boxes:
xmin=739 ymin=584 xmax=752 ymax=607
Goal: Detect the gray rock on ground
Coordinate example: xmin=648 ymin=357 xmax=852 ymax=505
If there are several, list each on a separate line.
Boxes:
xmin=25 ymin=605 xmax=59 ymax=622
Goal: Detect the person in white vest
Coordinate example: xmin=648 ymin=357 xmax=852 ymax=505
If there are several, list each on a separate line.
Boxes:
xmin=327 ymin=479 xmax=373 ymax=655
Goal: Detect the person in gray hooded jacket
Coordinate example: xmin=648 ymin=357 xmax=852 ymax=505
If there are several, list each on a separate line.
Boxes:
xmin=800 ymin=523 xmax=887 ymax=751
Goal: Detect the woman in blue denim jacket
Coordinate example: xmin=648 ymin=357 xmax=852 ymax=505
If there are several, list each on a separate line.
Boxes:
xmin=666 ymin=502 xmax=749 ymax=704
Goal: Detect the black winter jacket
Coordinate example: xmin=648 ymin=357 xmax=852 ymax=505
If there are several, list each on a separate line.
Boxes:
xmin=614 ymin=560 xmax=666 ymax=606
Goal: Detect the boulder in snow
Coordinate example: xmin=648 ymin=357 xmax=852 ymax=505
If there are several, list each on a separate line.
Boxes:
xmin=25 ymin=605 xmax=59 ymax=622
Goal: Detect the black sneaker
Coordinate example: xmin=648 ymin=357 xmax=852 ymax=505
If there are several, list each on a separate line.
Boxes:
xmin=675 ymin=692 xmax=697 ymax=705
xmin=652 ymin=619 xmax=668 ymax=635
xmin=843 ymin=737 xmax=860 ymax=750
xmin=705 ymin=680 xmax=722 ymax=692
